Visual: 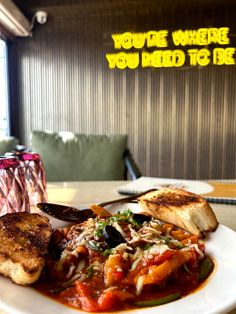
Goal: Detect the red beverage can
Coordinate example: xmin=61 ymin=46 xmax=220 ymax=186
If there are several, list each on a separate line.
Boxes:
xmin=0 ymin=156 xmax=30 ymax=215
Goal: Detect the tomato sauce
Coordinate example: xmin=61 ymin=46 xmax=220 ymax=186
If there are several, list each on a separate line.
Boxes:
xmin=34 ymin=210 xmax=214 ymax=312
xmin=35 ymin=258 xmax=213 ymax=312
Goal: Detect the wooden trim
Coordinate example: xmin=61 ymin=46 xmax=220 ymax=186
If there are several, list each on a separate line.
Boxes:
xmin=0 ymin=24 xmax=15 ymax=42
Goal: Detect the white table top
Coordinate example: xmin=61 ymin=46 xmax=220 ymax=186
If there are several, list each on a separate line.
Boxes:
xmin=46 ymin=180 xmax=236 ymax=234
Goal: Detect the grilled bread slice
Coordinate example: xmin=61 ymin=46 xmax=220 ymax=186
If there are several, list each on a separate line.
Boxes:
xmin=0 ymin=212 xmax=52 ymax=285
xmin=138 ymin=188 xmax=218 ymax=237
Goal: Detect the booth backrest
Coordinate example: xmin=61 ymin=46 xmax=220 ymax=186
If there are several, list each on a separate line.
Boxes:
xmin=0 ymin=136 xmax=19 ymax=155
xmin=31 ymin=131 xmax=130 ymax=181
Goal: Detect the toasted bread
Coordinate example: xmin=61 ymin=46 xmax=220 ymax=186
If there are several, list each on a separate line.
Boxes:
xmin=138 ymin=188 xmax=218 ymax=237
xmin=0 ymin=212 xmax=52 ymax=285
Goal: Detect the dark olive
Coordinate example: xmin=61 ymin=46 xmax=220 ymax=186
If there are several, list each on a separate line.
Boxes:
xmin=133 ymin=213 xmax=152 ymax=224
xmin=102 ymin=225 xmax=126 ymax=248
xmin=49 ymin=230 xmax=67 ymax=260
xmin=50 ymin=240 xmax=67 ymax=260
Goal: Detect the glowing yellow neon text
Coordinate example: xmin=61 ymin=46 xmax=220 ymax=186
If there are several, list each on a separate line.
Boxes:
xmin=107 ymin=27 xmax=235 ymax=69
xmin=111 ymin=30 xmax=168 ymax=49
xmin=172 ymin=27 xmax=229 ymax=46
xmin=187 ymin=49 xmax=211 ymax=66
xmin=106 ymin=52 xmax=139 ymax=69
xmin=213 ymin=48 xmax=235 ymax=65
xmin=142 ymin=50 xmax=185 ymax=67
xmin=146 ymin=30 xmax=168 ymax=48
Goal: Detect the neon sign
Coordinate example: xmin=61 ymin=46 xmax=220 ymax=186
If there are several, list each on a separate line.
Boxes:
xmin=106 ymin=27 xmax=236 ymax=69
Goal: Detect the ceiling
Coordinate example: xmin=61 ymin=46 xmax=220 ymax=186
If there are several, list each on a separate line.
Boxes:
xmin=13 ymin=0 xmax=236 ymax=19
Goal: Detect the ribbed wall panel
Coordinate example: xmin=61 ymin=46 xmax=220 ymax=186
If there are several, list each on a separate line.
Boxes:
xmin=9 ymin=2 xmax=236 ymax=180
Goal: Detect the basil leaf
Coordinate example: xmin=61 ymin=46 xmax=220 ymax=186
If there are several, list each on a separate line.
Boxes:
xmin=135 ymin=292 xmax=181 ymax=307
xmin=199 ymin=257 xmax=214 ymax=281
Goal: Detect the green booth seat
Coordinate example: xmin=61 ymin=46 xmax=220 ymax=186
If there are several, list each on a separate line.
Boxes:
xmin=31 ymin=131 xmax=141 ymax=182
xmin=0 ymin=136 xmax=19 ymax=155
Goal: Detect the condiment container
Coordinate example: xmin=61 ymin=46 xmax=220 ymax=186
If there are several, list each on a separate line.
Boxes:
xmin=0 ymin=156 xmax=30 ymax=215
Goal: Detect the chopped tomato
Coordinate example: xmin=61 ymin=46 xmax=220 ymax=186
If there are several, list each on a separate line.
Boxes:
xmin=171 ymin=230 xmax=192 ymax=241
xmin=76 ymin=281 xmax=99 ymax=312
xmin=152 ymin=250 xmax=175 ymax=265
xmin=113 ymin=269 xmax=124 ymax=281
xmin=181 ymin=235 xmax=199 ymax=245
xmin=161 ymin=223 xmax=174 ymax=233
xmin=98 ymin=289 xmax=134 ymax=311
xmin=104 ymin=254 xmax=126 ymax=286
xmin=60 ymin=286 xmax=82 ymax=308
xmin=36 ymin=209 xmax=214 ymax=313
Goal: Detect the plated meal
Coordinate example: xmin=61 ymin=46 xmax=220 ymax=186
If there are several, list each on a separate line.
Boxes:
xmin=0 ymin=188 xmax=222 ymax=312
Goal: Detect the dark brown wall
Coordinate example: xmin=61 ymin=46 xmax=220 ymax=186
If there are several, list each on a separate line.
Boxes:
xmin=9 ymin=0 xmax=236 ymax=179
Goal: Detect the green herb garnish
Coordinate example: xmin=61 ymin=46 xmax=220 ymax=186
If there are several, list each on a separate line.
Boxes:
xmin=161 ymin=236 xmax=171 ymax=245
xmin=88 ymin=240 xmax=101 ymax=251
xmin=135 ymin=292 xmax=181 ymax=307
xmin=86 ymin=265 xmax=94 ymax=278
xmin=102 ymin=248 xmax=113 ymax=256
xmin=143 ymin=243 xmax=152 ymax=250
xmin=94 ymin=221 xmax=109 ymax=237
xmin=199 ymin=257 xmax=214 ymax=281
xmin=184 ymin=264 xmax=192 ymax=275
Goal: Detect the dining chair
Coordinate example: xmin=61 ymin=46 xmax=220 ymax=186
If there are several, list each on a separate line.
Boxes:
xmin=30 ymin=130 xmax=141 ymax=182
xmin=0 ymin=136 xmax=19 ymax=155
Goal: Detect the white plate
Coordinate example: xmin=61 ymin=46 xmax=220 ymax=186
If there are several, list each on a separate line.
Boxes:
xmin=0 ymin=204 xmax=236 ymax=314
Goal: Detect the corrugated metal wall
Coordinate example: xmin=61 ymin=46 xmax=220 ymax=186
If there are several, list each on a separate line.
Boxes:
xmin=9 ymin=1 xmax=236 ymax=179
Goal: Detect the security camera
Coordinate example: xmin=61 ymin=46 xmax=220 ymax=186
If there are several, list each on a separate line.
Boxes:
xmin=35 ymin=11 xmax=48 ymax=24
